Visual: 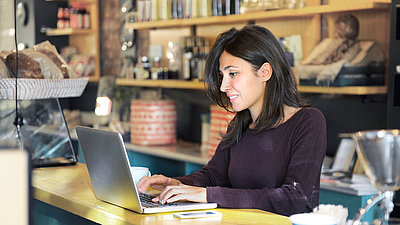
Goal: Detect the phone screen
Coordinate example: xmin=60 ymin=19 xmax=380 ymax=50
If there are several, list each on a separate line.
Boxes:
xmin=173 ymin=210 xmax=221 ymax=219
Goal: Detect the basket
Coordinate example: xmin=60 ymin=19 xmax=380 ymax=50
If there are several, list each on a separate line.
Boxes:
xmin=0 ymin=78 xmax=89 ymax=100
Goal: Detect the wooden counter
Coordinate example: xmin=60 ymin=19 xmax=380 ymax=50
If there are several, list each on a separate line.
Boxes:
xmin=32 ymin=163 xmax=291 ymax=225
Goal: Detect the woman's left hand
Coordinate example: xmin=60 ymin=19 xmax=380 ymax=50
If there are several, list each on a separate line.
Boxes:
xmin=152 ymin=184 xmax=207 ymax=204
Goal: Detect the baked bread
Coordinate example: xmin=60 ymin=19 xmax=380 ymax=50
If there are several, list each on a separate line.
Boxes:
xmin=0 ymin=50 xmax=11 ymax=61
xmin=6 ymin=52 xmax=43 ymax=78
xmin=0 ymin=57 xmax=10 ymax=78
xmin=23 ymin=49 xmax=63 ymax=79
xmin=38 ymin=49 xmax=69 ymax=78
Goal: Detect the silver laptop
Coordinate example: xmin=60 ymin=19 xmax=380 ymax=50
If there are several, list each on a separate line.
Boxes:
xmin=75 ymin=126 xmax=217 ymax=213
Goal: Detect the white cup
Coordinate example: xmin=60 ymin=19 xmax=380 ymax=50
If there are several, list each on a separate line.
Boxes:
xmin=130 ymin=166 xmax=151 ymax=184
xmin=289 ymin=213 xmax=339 ymax=225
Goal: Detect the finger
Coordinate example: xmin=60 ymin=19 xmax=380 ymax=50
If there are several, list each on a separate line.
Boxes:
xmin=136 ymin=175 xmax=167 ymax=193
xmin=149 ymin=184 xmax=167 ymax=191
xmin=152 ymin=196 xmax=160 ymax=202
xmin=136 ymin=176 xmax=153 ymax=192
xmin=166 ymin=193 xmax=189 ymax=203
xmin=159 ymin=186 xmax=185 ymax=204
xmin=163 ymin=186 xmax=207 ymax=203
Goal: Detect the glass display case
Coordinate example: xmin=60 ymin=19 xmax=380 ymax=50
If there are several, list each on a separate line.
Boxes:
xmin=0 ymin=98 xmax=77 ymax=167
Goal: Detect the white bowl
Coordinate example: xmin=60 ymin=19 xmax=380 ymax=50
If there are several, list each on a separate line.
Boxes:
xmin=289 ymin=213 xmax=339 ymax=225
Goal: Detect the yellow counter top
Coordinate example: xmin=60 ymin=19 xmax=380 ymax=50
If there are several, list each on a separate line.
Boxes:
xmin=32 ymin=163 xmax=291 ymax=225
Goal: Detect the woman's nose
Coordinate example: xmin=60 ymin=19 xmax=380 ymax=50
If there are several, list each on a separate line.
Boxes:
xmin=220 ymin=75 xmax=230 ymax=92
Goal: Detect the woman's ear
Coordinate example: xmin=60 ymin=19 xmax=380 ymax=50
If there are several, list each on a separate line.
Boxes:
xmin=257 ymin=62 xmax=273 ymax=82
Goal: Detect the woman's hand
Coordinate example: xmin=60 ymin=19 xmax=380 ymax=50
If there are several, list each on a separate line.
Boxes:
xmin=154 ymin=184 xmax=207 ymax=204
xmin=136 ymin=175 xmax=207 ymax=204
xmin=136 ymin=174 xmax=181 ymax=193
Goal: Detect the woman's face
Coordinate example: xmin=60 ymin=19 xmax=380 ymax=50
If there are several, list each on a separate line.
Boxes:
xmin=219 ymin=51 xmax=270 ymax=121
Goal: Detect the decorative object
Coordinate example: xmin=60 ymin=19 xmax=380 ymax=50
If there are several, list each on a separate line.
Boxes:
xmin=130 ymin=99 xmax=176 ymax=146
xmin=208 ymin=105 xmax=235 ymax=158
xmin=351 ymin=130 xmax=400 ymax=225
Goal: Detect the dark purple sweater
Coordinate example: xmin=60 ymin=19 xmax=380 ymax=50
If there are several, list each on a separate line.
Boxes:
xmin=176 ymin=107 xmax=326 ymax=216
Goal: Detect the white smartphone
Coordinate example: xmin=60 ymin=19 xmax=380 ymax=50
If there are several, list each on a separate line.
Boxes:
xmin=173 ymin=210 xmax=222 ymax=219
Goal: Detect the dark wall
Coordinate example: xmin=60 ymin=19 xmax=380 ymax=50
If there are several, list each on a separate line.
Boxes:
xmin=59 ymin=82 xmax=98 ymax=112
xmin=388 ymin=0 xmax=400 ymax=129
xmin=305 ymin=94 xmax=387 ymax=157
xmin=163 ymin=89 xmax=212 ymax=143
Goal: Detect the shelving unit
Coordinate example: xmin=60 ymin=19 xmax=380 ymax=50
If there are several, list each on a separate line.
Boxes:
xmin=125 ymin=1 xmax=390 ymax=30
xmin=45 ymin=0 xmax=100 ymax=82
xmin=121 ymin=0 xmax=390 ymax=95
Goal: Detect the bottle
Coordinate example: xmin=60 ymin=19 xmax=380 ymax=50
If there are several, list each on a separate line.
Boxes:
xmin=198 ymin=38 xmax=209 ymax=81
xmin=141 ymin=56 xmax=151 ymax=79
xmin=151 ymin=56 xmax=163 ymax=80
xmin=182 ymin=37 xmax=193 ymax=80
xmin=63 ymin=8 xmax=70 ymax=28
xmin=70 ymin=7 xmax=78 ymax=28
xmin=135 ymin=60 xmax=144 ymax=80
xmin=82 ymin=8 xmax=90 ymax=29
xmin=161 ymin=67 xmax=169 ymax=79
xmin=191 ymin=40 xmax=199 ymax=81
xmin=279 ymin=37 xmax=294 ymax=67
xmin=166 ymin=41 xmax=181 ymax=79
xmin=77 ymin=7 xmax=83 ymax=28
xmin=57 ymin=8 xmax=64 ymax=29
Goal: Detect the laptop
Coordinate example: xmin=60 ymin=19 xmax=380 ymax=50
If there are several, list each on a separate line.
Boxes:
xmin=75 ymin=126 xmax=217 ymax=213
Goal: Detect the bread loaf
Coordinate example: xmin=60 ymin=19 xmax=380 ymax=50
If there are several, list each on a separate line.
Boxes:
xmin=38 ymin=49 xmax=69 ymax=78
xmin=0 ymin=57 xmax=10 ymax=78
xmin=6 ymin=52 xmax=43 ymax=78
xmin=0 ymin=50 xmax=11 ymax=61
xmin=23 ymin=49 xmax=63 ymax=79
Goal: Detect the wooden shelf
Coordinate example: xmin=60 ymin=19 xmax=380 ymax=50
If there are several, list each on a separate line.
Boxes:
xmin=125 ymin=1 xmax=390 ymax=30
xmin=45 ymin=28 xmax=95 ymax=36
xmin=88 ymin=75 xmax=99 ymax=82
xmin=116 ymin=78 xmax=387 ymax=95
xmin=298 ymin=85 xmax=387 ymax=95
xmin=116 ymin=78 xmax=205 ymax=90
xmin=46 ymin=0 xmax=97 ymax=3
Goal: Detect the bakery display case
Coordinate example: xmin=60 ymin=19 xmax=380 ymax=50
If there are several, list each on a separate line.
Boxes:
xmin=0 ymin=99 xmax=77 ymax=167
xmin=0 ymin=19 xmax=88 ymax=167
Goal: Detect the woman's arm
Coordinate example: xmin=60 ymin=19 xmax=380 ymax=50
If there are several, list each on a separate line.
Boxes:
xmin=175 ymin=142 xmax=232 ymax=187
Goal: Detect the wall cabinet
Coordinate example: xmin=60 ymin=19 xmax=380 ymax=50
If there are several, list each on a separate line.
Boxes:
xmin=45 ymin=0 xmax=100 ymax=82
xmin=120 ymin=0 xmax=390 ymax=95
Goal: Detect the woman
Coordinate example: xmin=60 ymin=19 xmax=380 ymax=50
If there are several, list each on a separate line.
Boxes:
xmin=137 ymin=25 xmax=327 ymax=216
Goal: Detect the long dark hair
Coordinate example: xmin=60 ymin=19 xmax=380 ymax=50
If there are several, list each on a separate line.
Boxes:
xmin=204 ymin=25 xmax=308 ymax=149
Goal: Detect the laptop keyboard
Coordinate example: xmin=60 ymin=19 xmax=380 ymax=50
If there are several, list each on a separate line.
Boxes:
xmin=139 ymin=193 xmax=190 ymax=208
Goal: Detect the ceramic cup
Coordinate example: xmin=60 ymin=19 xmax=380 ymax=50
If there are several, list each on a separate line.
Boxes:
xmin=289 ymin=213 xmax=339 ymax=225
xmin=130 ymin=166 xmax=151 ymax=184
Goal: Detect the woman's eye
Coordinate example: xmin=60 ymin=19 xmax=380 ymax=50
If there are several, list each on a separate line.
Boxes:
xmin=229 ymin=72 xmax=238 ymax=77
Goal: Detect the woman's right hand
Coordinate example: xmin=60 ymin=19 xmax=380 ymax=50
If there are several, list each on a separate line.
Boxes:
xmin=136 ymin=174 xmax=181 ymax=193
